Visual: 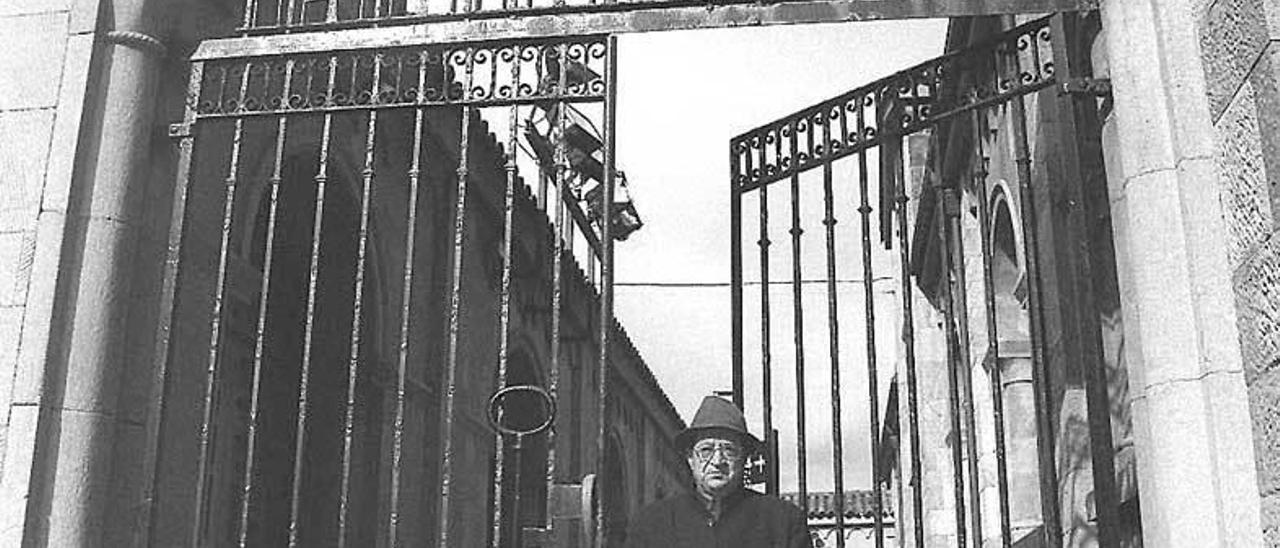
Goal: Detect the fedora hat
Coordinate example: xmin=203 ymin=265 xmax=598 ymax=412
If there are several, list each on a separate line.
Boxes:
xmin=675 ymin=396 xmax=762 ymax=453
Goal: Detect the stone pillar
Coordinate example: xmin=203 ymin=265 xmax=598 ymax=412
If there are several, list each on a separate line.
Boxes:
xmin=1100 ymin=0 xmax=1264 ymax=545
xmin=7 ymin=0 xmax=165 ymax=545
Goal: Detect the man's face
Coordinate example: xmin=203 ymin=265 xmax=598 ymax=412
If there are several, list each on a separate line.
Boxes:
xmin=687 ymin=433 xmax=746 ymax=499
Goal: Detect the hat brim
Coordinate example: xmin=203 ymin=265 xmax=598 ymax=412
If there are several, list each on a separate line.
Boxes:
xmin=675 ymin=426 xmax=763 ymax=456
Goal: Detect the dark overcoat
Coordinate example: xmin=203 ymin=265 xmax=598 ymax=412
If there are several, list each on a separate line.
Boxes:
xmin=623 ymin=489 xmax=811 ymax=548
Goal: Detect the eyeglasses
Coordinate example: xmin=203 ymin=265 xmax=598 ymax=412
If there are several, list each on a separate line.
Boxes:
xmin=692 ymin=442 xmax=743 ymax=462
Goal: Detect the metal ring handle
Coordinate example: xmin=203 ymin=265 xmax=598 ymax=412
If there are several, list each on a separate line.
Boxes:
xmin=486 ymin=384 xmax=556 ymax=436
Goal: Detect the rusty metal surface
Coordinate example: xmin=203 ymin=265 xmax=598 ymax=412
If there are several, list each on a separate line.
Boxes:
xmin=198 ymin=0 xmax=1096 ymax=59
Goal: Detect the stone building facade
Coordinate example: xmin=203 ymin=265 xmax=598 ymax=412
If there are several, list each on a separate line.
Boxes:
xmin=0 ymin=0 xmax=1278 ymax=547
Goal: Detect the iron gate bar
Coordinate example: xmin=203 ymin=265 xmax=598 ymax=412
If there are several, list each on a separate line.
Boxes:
xmin=487 ymin=51 xmax=524 ymax=548
xmin=1047 ymin=13 xmax=1119 ymax=546
xmin=943 ymin=178 xmax=987 ymax=541
xmin=594 ymin=35 xmax=618 ymax=548
xmin=236 ymin=82 xmax=291 ymax=548
xmin=337 ymin=64 xmax=381 ymax=548
xmin=999 ymin=15 xmax=1062 ymax=545
xmin=788 ymin=118 xmax=809 ymax=515
xmin=730 ymin=131 xmax=744 ymax=412
xmin=887 ymin=111 xmax=926 ymax=548
xmin=730 ymin=14 xmax=1057 ymax=192
xmin=853 ymin=98 xmax=886 ymax=548
xmin=437 ymin=45 xmax=478 ymax=548
xmin=144 ymin=59 xmax=203 ymax=547
xmin=971 ymin=109 xmax=1013 ymax=548
xmin=818 ymin=109 xmax=847 ymax=548
xmin=197 ymin=61 xmax=251 ymax=548
xmin=545 ymin=40 xmax=570 ymax=536
xmin=211 ymin=0 xmax=1097 ymax=49
xmin=757 ymin=131 xmax=778 ymax=497
xmin=287 ymin=56 xmax=339 ymax=546
xmin=934 ymin=190 xmax=969 ymax=548
xmin=387 ymin=50 xmax=431 ymax=543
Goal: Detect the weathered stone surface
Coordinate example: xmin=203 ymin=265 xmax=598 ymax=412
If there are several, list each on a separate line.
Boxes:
xmin=1237 ymin=231 xmax=1280 ymax=381
xmin=1203 ymin=370 xmax=1265 ymax=546
xmin=1262 ymin=491 xmax=1280 ymax=547
xmin=0 ymin=12 xmax=67 ymax=111
xmin=0 ymin=306 xmax=21 ymax=417
xmin=0 ymin=108 xmax=54 ymax=233
xmin=0 ymin=231 xmax=35 ymax=308
xmin=0 ymin=0 xmax=69 ymax=18
xmin=1216 ymin=81 xmax=1274 ymax=270
xmin=1250 ymin=44 xmax=1280 ymax=230
xmin=1249 ymin=369 xmax=1280 ymax=494
xmin=1202 ymin=0 xmax=1270 ymax=120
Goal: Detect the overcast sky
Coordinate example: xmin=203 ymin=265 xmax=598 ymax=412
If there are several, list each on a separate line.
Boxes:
xmin=607 ymin=19 xmax=948 ymax=492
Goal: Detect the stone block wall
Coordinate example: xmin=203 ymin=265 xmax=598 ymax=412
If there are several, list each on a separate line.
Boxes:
xmin=0 ymin=0 xmax=97 ymax=538
xmin=1201 ymin=0 xmax=1280 ymax=542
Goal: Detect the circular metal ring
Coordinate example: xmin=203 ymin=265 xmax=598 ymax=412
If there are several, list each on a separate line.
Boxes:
xmin=486 ymin=384 xmax=556 ymax=437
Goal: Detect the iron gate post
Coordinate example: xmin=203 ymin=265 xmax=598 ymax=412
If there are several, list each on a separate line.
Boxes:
xmin=1048 ymin=12 xmax=1121 ymax=547
xmin=1002 ymin=15 xmax=1064 ymax=548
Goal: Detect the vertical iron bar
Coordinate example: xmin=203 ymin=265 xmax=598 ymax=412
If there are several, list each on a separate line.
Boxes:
xmin=437 ymin=46 xmax=478 ymax=548
xmin=142 ymin=60 xmax=202 ymax=547
xmin=936 ymin=192 xmax=970 ymax=548
xmin=594 ymin=35 xmax=618 ymax=548
xmin=337 ymin=55 xmax=382 ymax=548
xmin=756 ymin=130 xmax=776 ymax=497
xmin=972 ymin=109 xmax=1013 ymax=547
xmin=388 ymin=49 xmax=430 ymax=546
xmin=1002 ymin=16 xmax=1063 ymax=545
xmin=546 ymin=41 xmax=570 ymax=532
xmin=787 ymin=119 xmax=808 ymax=514
xmin=945 ymin=173 xmax=987 ymax=547
xmin=234 ymin=71 xmax=291 ymax=546
xmin=818 ymin=110 xmax=846 ymax=548
xmin=509 ymin=435 xmax=527 ymax=543
xmin=853 ymin=98 xmax=885 ymax=548
xmin=243 ymin=0 xmax=258 ymax=28
xmin=489 ymin=52 xmax=523 ymax=548
xmin=1048 ymin=14 xmax=1120 ymax=547
xmin=539 ymin=48 xmax=561 ymax=535
xmin=286 ymin=53 xmax=338 ymax=548
xmin=285 ymin=0 xmax=299 ymax=25
xmin=885 ymin=97 xmax=926 ymax=548
xmin=326 ymin=0 xmax=338 ymax=22
xmin=189 ymin=59 xmax=249 ymax=548
xmin=731 ymin=140 xmax=744 ymax=411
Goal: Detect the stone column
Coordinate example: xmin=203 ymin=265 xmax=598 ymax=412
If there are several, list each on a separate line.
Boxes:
xmin=10 ymin=0 xmax=165 ymax=545
xmin=1101 ymin=0 xmax=1264 ymax=545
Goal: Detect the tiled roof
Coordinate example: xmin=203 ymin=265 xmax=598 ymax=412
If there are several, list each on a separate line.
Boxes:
xmin=779 ymin=491 xmax=895 ymax=520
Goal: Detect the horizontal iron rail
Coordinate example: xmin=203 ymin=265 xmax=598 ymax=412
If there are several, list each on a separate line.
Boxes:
xmin=196 ymin=0 xmax=1096 ymax=59
xmin=192 ymin=95 xmax=603 ymax=118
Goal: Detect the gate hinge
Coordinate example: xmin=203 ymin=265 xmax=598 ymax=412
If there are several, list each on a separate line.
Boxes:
xmin=168 ymin=122 xmax=192 ymax=139
xmin=1059 ymin=78 xmax=1112 ymax=97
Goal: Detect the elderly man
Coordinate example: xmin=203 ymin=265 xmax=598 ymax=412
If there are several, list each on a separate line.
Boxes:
xmin=624 ymin=396 xmax=811 ymax=547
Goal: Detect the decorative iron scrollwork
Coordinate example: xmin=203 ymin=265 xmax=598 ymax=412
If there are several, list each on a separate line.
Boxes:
xmin=730 ymin=15 xmax=1057 ymax=190
xmin=194 ymin=36 xmax=609 ymax=118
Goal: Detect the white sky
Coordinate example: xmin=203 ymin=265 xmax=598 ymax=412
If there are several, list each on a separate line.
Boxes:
xmin=607 ymin=20 xmax=948 ymax=492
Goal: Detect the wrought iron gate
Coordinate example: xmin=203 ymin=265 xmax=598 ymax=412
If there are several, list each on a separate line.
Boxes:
xmin=729 ymin=13 xmax=1130 ymax=548
xmin=150 ymin=28 xmax=622 ymax=546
